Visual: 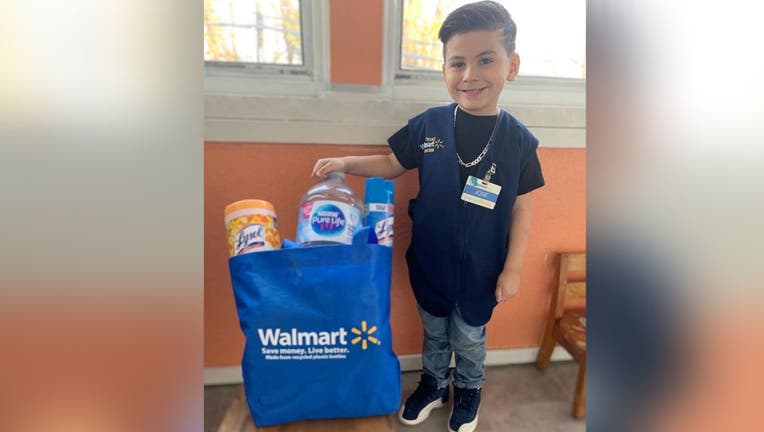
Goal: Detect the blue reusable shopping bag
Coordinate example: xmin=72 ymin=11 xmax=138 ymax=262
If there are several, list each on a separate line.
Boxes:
xmin=228 ymin=228 xmax=401 ymax=427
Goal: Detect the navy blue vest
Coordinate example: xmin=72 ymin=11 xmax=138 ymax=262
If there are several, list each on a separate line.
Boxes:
xmin=405 ymin=103 xmax=539 ymax=326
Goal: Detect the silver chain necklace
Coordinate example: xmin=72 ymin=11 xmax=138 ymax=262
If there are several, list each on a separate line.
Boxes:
xmin=453 ymin=105 xmax=499 ymax=168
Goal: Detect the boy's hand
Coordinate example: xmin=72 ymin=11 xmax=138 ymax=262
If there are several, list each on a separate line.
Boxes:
xmin=495 ymin=270 xmax=520 ymax=303
xmin=312 ymin=157 xmax=346 ymax=179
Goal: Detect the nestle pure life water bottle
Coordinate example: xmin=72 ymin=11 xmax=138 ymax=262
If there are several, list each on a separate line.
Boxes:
xmin=297 ymin=172 xmax=364 ymax=247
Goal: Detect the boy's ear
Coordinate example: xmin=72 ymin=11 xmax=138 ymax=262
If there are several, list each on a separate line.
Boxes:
xmin=506 ymin=53 xmax=520 ymax=82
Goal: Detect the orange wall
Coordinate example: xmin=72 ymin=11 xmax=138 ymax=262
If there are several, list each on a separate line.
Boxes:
xmin=204 ymin=143 xmax=585 ymax=366
xmin=329 ymin=0 xmax=384 ymax=86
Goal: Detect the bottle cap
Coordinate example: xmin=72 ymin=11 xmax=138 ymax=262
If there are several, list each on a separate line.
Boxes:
xmin=224 ymin=199 xmax=276 ymax=217
xmin=326 ymin=171 xmax=345 ymax=181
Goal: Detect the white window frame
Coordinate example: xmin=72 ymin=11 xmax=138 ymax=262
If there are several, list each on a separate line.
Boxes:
xmin=204 ymin=0 xmax=584 ymax=149
xmin=383 ymin=0 xmax=585 ymax=105
xmin=204 ymin=0 xmax=330 ymax=97
xmin=379 ymin=0 xmax=585 ymax=149
xmin=391 ymin=1 xmax=585 ymax=82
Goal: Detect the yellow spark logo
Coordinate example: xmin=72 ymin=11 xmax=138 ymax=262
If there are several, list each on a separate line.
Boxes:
xmin=350 ymin=320 xmax=380 ymax=350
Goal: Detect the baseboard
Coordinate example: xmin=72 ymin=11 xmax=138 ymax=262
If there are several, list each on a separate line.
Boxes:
xmin=204 ymin=346 xmax=573 ymax=386
xmin=205 ymin=365 xmax=245 ymax=386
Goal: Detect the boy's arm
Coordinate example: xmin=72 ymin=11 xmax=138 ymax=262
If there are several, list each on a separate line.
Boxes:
xmin=495 ymin=192 xmax=534 ymax=302
xmin=312 ymin=153 xmax=407 ymax=179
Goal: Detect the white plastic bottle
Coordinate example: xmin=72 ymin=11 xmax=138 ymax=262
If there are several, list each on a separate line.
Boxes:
xmin=296 ymin=172 xmax=365 ymax=247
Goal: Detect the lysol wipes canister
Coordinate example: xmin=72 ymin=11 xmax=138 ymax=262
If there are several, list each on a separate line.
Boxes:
xmin=224 ymin=199 xmax=282 ymax=256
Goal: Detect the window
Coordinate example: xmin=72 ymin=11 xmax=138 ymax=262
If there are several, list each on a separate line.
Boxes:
xmin=204 ymin=0 xmax=313 ymax=75
xmin=399 ymin=0 xmax=585 ymax=80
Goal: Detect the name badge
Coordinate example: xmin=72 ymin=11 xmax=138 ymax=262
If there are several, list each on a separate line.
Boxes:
xmin=461 ymin=175 xmax=502 ymax=209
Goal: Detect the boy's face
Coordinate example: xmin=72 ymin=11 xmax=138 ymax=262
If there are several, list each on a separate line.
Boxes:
xmin=442 ymin=29 xmax=519 ymax=116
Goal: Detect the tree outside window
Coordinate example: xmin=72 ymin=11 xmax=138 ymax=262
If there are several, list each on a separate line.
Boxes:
xmin=204 ymin=0 xmax=303 ymax=65
xmin=401 ymin=0 xmax=585 ymax=79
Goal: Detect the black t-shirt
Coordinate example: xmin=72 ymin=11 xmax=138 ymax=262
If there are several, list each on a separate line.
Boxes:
xmin=388 ymin=109 xmax=544 ymax=194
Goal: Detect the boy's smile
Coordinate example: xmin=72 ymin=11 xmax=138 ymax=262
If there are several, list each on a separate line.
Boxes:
xmin=442 ymin=29 xmax=519 ymax=116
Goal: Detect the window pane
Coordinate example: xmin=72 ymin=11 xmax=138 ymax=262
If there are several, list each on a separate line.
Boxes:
xmin=401 ymin=0 xmax=585 ymax=79
xmin=204 ymin=0 xmax=303 ymax=65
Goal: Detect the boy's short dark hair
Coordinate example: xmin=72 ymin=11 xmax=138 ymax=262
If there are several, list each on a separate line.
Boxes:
xmin=438 ymin=1 xmax=517 ymax=57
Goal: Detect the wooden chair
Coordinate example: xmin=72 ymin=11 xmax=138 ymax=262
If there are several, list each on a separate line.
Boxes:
xmin=536 ymin=252 xmax=586 ymax=418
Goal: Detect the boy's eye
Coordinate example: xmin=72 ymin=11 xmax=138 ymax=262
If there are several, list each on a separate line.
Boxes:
xmin=479 ymin=57 xmax=494 ymax=65
xmin=450 ymin=62 xmax=465 ymax=69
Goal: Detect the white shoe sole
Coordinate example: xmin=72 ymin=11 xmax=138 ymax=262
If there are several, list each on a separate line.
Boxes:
xmin=398 ymin=398 xmax=445 ymax=425
xmin=448 ymin=413 xmax=478 ymax=432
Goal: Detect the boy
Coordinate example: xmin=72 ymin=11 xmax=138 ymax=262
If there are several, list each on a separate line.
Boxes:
xmin=312 ymin=2 xmax=544 ymax=431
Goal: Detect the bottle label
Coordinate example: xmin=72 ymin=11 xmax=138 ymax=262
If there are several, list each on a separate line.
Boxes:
xmin=365 ymin=202 xmax=394 ymax=247
xmin=226 ymin=211 xmax=281 ymax=256
xmin=374 ymin=216 xmax=394 ymax=246
xmin=366 ymin=203 xmax=394 ymax=213
xmin=298 ymin=200 xmax=362 ymax=245
xmin=235 ymin=223 xmax=266 ymax=255
xmin=311 ymin=203 xmax=346 ymax=234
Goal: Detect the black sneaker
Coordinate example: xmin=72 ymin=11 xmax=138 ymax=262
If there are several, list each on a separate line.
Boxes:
xmin=448 ymin=386 xmax=481 ymax=432
xmin=398 ymin=373 xmax=449 ymax=425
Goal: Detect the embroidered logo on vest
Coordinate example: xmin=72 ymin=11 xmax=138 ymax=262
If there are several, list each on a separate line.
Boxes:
xmin=419 ymin=136 xmax=444 ymax=153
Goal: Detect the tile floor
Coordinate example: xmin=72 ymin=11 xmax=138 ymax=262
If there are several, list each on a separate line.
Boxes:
xmin=205 ymin=361 xmax=586 ymax=432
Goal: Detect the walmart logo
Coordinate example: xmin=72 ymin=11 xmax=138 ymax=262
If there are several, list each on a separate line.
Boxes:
xmin=257 ymin=321 xmax=381 ymax=351
xmin=419 ymin=136 xmax=444 ymax=153
xmin=350 ymin=320 xmax=380 ymax=350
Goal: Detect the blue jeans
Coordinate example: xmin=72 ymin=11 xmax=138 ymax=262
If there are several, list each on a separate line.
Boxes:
xmin=418 ymin=304 xmax=486 ymax=389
